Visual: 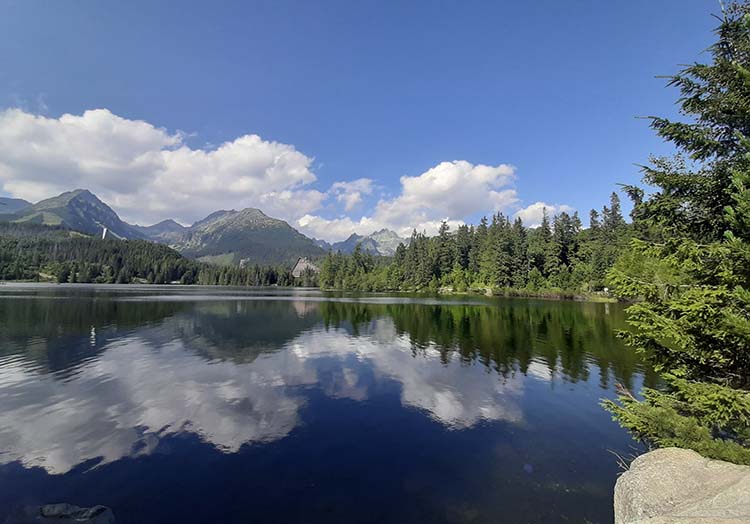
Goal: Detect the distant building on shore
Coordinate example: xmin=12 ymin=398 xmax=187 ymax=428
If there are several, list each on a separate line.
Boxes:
xmin=291 ymin=257 xmax=319 ymax=278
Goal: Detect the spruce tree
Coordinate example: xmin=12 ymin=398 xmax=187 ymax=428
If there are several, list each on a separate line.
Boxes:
xmin=604 ymin=2 xmax=750 ymax=464
xmin=435 ymin=221 xmax=455 ymax=279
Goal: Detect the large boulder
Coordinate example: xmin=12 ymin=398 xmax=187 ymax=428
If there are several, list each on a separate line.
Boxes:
xmin=38 ymin=504 xmax=115 ymax=523
xmin=614 ymin=447 xmax=750 ymax=524
xmin=4 ymin=503 xmax=115 ymax=524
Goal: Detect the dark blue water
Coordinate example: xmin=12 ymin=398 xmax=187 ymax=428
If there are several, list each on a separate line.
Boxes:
xmin=0 ymin=285 xmax=653 ymax=524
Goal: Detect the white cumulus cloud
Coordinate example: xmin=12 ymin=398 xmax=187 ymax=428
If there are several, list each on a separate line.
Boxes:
xmin=0 ymin=107 xmax=569 ymax=240
xmin=329 ymin=178 xmax=373 ymax=212
xmin=297 ymin=160 xmax=518 ymax=241
xmin=513 ymin=201 xmax=576 ymax=228
xmin=0 ymin=108 xmax=321 ymax=225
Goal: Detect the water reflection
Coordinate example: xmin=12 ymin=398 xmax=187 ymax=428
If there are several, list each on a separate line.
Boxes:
xmin=0 ymin=288 xmax=655 ymax=479
xmin=293 ymin=319 xmax=525 ymax=428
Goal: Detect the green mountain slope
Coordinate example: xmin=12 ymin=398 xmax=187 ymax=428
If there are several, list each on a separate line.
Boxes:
xmin=132 ymin=219 xmax=187 ymax=243
xmin=8 ymin=189 xmax=326 ymax=266
xmin=0 ymin=221 xmax=302 ymax=286
xmin=173 ymin=208 xmax=325 ymax=265
xmin=0 ymin=197 xmax=31 ymax=215
xmin=13 ymin=189 xmax=144 ymax=239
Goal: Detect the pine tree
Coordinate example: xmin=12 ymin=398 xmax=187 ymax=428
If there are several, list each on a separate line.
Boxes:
xmin=469 ymin=217 xmax=488 ymax=275
xmin=435 ymin=221 xmax=454 ymax=279
xmin=455 ymin=224 xmax=472 ymax=270
xmin=602 ymin=192 xmax=625 ymax=235
xmin=510 ymin=217 xmax=529 ymax=288
xmin=604 ymin=2 xmax=750 ymax=464
xmin=589 ymin=209 xmax=601 ymax=231
xmin=57 ymin=264 xmax=70 ymax=284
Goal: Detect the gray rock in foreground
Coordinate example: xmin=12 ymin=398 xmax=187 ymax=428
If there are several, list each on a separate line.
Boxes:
xmin=615 ymin=447 xmax=750 ymax=524
xmin=38 ymin=504 xmax=115 ymax=523
xmin=5 ymin=503 xmax=115 ymax=524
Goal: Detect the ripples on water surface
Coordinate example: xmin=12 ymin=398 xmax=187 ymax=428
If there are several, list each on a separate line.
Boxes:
xmin=0 ymin=284 xmax=655 ymax=524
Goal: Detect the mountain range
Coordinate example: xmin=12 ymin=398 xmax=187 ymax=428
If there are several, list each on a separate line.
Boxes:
xmin=131 ymin=219 xmax=187 ymax=243
xmin=324 ymin=229 xmax=405 ymax=256
xmin=170 ymin=208 xmax=325 ymax=265
xmin=0 ymin=189 xmax=407 ymax=264
xmin=0 ymin=197 xmax=31 ymax=216
xmin=11 ymin=190 xmax=145 ymax=239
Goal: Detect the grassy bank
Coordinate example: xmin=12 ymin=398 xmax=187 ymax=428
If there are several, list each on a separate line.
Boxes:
xmin=320 ymin=284 xmax=618 ymax=303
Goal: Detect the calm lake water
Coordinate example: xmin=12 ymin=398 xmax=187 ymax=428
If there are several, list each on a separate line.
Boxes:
xmin=0 ymin=284 xmax=655 ymax=524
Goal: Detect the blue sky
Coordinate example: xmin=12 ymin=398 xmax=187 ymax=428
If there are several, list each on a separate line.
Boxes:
xmin=0 ymin=1 xmax=718 ymax=240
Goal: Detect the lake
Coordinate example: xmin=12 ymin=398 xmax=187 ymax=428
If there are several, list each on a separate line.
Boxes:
xmin=0 ymin=284 xmax=655 ymax=524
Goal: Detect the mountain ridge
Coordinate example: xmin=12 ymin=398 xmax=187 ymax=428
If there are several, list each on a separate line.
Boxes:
xmin=170 ymin=207 xmax=325 ymax=265
xmin=12 ymin=189 xmax=145 ymax=239
xmin=331 ymin=228 xmax=406 ymax=256
xmin=1 ymin=188 xmax=405 ymax=265
xmin=132 ymin=219 xmax=187 ymax=243
xmin=0 ymin=197 xmax=31 ymax=215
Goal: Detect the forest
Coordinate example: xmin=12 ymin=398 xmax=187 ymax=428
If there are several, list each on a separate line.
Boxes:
xmin=318 ymin=192 xmax=629 ymax=295
xmin=0 ymin=222 xmax=314 ymax=287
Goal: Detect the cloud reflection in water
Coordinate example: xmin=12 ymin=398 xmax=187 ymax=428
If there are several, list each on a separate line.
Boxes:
xmin=0 ymin=314 xmax=526 ymax=475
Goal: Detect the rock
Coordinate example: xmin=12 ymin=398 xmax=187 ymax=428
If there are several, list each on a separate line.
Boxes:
xmin=3 ymin=503 xmax=116 ymax=524
xmin=38 ymin=504 xmax=115 ymax=523
xmin=614 ymin=447 xmax=750 ymax=524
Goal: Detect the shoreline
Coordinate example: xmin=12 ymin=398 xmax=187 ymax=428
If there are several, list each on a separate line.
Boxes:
xmin=320 ymin=285 xmax=620 ymax=303
xmin=1 ymin=280 xmax=620 ymax=304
